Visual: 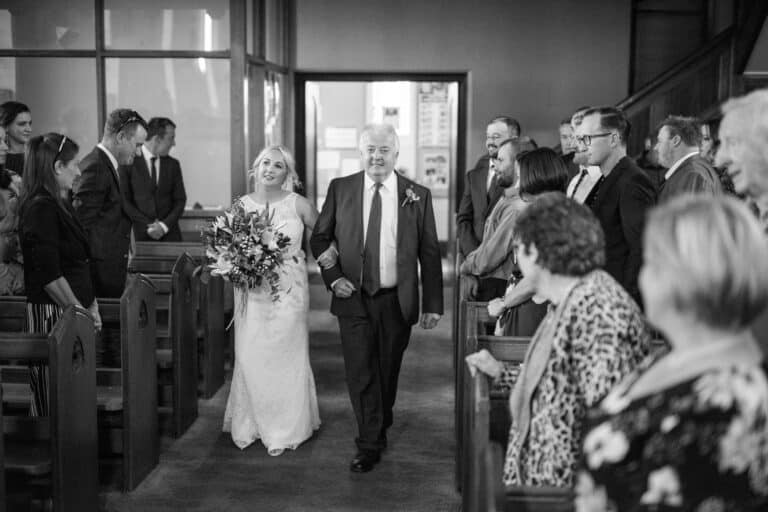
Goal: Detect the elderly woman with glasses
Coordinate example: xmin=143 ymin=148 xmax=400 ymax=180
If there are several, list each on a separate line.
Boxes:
xmin=19 ymin=133 xmax=100 ymax=415
xmin=576 ymin=195 xmax=768 ymax=512
xmin=466 ymin=192 xmax=651 ymax=488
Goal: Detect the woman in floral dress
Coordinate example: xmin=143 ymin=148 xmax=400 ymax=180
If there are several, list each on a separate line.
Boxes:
xmin=576 ymin=195 xmax=768 ymax=512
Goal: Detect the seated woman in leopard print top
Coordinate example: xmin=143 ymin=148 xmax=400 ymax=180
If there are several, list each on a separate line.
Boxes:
xmin=466 ymin=192 xmax=651 ymax=488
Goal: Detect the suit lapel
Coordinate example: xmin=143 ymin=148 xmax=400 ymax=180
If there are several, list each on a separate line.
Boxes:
xmin=98 ymin=148 xmax=120 ymax=191
xmin=592 ymin=158 xmax=624 ymax=208
xmin=353 ymin=172 xmax=365 ymax=253
xmin=397 ymin=174 xmax=407 ymax=248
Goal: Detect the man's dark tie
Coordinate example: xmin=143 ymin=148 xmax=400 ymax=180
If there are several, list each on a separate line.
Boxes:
xmin=570 ymin=168 xmax=588 ymax=198
xmin=150 ymin=156 xmax=158 ymax=188
xmin=362 ymin=183 xmax=382 ymax=296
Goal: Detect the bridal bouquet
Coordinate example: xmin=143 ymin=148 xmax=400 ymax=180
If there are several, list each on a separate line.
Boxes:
xmin=203 ymin=200 xmax=295 ymax=302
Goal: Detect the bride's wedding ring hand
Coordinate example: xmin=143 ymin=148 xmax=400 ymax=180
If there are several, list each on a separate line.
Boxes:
xmin=332 ymin=278 xmax=356 ymax=298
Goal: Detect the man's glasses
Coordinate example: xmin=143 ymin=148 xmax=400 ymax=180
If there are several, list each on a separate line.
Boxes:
xmin=113 ymin=112 xmax=142 ymax=135
xmin=575 ymin=132 xmax=613 ymax=146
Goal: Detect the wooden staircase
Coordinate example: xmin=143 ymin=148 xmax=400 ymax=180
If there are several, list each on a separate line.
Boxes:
xmin=618 ymin=0 xmax=768 ymax=155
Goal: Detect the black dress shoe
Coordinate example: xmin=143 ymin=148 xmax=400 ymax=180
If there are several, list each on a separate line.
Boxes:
xmin=350 ymin=451 xmax=381 ymax=473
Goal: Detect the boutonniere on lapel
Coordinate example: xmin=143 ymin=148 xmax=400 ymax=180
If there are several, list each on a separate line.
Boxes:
xmin=401 ymin=186 xmax=421 ymax=207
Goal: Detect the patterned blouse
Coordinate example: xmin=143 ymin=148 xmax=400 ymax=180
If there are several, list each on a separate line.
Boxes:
xmin=498 ymin=270 xmax=651 ymax=487
xmin=577 ymin=361 xmax=768 ymax=512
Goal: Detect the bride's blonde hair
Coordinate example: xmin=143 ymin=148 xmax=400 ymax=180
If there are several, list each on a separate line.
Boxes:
xmin=248 ymin=145 xmax=300 ymax=192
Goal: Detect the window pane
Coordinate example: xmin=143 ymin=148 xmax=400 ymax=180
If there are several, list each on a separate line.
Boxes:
xmin=0 ymin=57 xmax=98 ymax=150
xmin=105 ymin=58 xmax=231 ymax=208
xmin=265 ymin=0 xmax=284 ymax=64
xmin=104 ymin=0 xmax=230 ymax=51
xmin=247 ymin=0 xmax=260 ymax=56
xmin=264 ymin=70 xmax=284 ymax=146
xmin=0 ymin=0 xmax=95 ymax=49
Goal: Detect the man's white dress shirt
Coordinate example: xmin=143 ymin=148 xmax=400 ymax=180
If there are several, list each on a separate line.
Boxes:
xmin=363 ymin=171 xmax=398 ymax=288
xmin=566 ymin=165 xmax=602 ymax=204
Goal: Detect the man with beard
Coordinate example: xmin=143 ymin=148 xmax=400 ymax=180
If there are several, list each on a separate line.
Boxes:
xmin=459 ymin=136 xmax=536 ymax=287
xmin=566 ymin=106 xmax=602 ymax=204
xmin=456 ymin=115 xmax=521 ymax=300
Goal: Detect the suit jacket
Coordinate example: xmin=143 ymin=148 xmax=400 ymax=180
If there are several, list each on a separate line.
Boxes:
xmin=120 ymin=154 xmax=187 ymax=241
xmin=658 ymin=154 xmax=722 ymax=203
xmin=589 ymin=156 xmax=656 ymax=306
xmin=72 ymin=147 xmax=132 ymax=290
xmin=310 ymin=171 xmax=443 ymax=325
xmin=456 ymin=155 xmax=503 ymax=256
xmin=20 ymin=192 xmax=94 ymax=306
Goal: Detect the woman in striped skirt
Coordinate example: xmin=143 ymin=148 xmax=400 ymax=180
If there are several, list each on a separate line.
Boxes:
xmin=18 ymin=133 xmax=101 ymax=416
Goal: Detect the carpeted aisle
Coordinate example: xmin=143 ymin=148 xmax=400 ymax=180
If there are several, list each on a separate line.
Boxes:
xmin=103 ymin=285 xmax=459 ymax=511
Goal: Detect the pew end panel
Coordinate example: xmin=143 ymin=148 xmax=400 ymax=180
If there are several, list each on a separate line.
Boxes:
xmin=0 ymin=306 xmax=98 ymax=511
xmin=170 ymin=253 xmax=199 ymax=437
xmin=120 ymin=273 xmax=159 ymax=490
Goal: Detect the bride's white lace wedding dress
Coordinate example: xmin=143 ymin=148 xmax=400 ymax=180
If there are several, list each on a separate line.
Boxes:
xmin=222 ymin=193 xmax=320 ymax=452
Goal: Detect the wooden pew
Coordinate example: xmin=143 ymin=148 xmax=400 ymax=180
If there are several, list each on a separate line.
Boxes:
xmin=178 ymin=208 xmax=223 ymax=243
xmin=97 ymin=274 xmax=158 ymax=490
xmin=0 ymin=305 xmax=98 ymax=510
xmin=462 ymin=368 xmax=574 ymax=512
xmin=0 ymin=276 xmax=159 ymax=491
xmin=131 ymin=241 xmax=228 ymax=399
xmin=456 ymin=300 xmax=495 ymax=490
xmin=128 ymin=251 xmax=198 ymax=437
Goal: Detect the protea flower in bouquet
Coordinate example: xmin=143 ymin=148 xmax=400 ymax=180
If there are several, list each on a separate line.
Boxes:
xmin=203 ymin=199 xmax=295 ymax=303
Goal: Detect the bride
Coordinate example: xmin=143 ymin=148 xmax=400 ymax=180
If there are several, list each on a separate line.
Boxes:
xmin=223 ymin=145 xmax=333 ymax=455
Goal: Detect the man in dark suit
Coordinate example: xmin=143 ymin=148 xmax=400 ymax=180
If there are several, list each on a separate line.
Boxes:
xmin=120 ymin=117 xmax=187 ymax=241
xmin=456 ymin=115 xmax=520 ymax=300
xmin=654 ymin=115 xmax=722 ymax=203
xmin=310 ymin=124 xmax=443 ymax=473
xmin=577 ymin=106 xmax=656 ymax=307
xmin=73 ymin=108 xmax=147 ymax=297
xmin=558 ymin=117 xmax=580 ymax=180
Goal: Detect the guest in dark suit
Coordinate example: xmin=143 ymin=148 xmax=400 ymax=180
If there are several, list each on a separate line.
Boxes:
xmin=310 ymin=124 xmax=443 ymax=473
xmin=120 ymin=117 xmax=187 ymax=242
xmin=18 ymin=133 xmax=101 ymax=415
xmin=654 ymin=115 xmax=722 ymax=203
xmin=577 ymin=106 xmax=656 ymax=307
xmin=558 ymin=117 xmax=579 ymax=180
xmin=456 ymin=116 xmax=522 ymax=300
xmin=0 ymin=101 xmax=32 ymax=176
xmin=73 ymin=108 xmax=147 ymax=297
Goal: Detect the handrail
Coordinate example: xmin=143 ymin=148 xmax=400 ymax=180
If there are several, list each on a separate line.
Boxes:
xmin=618 ymin=27 xmax=734 ymax=111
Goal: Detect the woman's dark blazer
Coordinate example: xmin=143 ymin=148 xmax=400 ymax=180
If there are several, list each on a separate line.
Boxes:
xmin=19 ymin=191 xmax=94 ymax=306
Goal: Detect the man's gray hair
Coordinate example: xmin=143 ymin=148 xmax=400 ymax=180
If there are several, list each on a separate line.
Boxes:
xmin=359 ymin=123 xmax=400 ymax=154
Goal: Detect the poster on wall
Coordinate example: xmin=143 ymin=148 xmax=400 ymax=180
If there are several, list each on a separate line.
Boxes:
xmin=419 ymin=150 xmax=449 ymax=194
xmin=382 ymin=106 xmax=400 ymax=130
xmin=418 ymin=82 xmax=450 ymax=147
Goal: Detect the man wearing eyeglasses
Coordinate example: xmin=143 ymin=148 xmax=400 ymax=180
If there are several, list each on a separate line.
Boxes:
xmin=566 ymin=106 xmax=603 ymax=204
xmin=576 ymin=106 xmax=656 ymax=308
xmin=74 ymin=108 xmax=148 ymax=297
xmin=456 ymin=115 xmax=521 ymax=301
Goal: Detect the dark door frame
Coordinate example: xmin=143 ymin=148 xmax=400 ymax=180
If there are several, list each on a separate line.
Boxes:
xmin=294 ymin=71 xmax=469 ymax=220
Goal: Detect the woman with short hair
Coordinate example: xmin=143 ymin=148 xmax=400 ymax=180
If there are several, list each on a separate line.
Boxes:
xmin=466 ymin=192 xmax=651 ymax=487
xmin=576 ymin=195 xmax=768 ymax=512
